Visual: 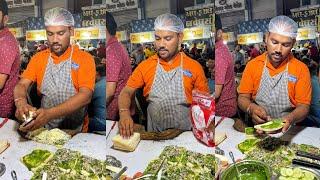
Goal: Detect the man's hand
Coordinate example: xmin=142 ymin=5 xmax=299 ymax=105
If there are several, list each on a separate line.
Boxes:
xmin=250 ymin=103 xmax=269 ymax=125
xmin=249 ymin=104 xmax=271 ymax=134
xmin=19 ymin=108 xmax=53 ymax=132
xmin=281 ymin=115 xmax=294 ymax=133
xmin=15 ymin=100 xmax=37 ymax=122
xmin=118 ymin=114 xmax=134 ymax=138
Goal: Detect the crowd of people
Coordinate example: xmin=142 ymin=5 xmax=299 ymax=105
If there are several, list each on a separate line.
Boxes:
xmin=215 ymin=14 xmax=320 ymax=129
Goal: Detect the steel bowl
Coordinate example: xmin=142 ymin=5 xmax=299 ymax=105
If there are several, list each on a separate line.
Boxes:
xmin=220 ymin=160 xmax=272 ymax=180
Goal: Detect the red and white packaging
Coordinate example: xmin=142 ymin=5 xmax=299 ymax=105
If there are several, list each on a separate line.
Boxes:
xmin=190 ymin=90 xmax=215 ymax=147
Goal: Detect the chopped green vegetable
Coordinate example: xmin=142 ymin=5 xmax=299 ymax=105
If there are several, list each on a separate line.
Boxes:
xmin=237 ymin=138 xmax=260 ymax=153
xmin=245 ymin=127 xmax=255 ymax=135
xmin=143 ymin=146 xmax=214 ymax=179
xmin=22 ymin=149 xmax=52 ymax=171
xmin=25 ymin=148 xmax=116 ymax=180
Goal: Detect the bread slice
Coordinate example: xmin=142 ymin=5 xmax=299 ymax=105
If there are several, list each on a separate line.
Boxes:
xmin=0 ymin=140 xmax=9 ymax=154
xmin=112 ymin=133 xmax=140 ymax=152
xmin=215 ymin=132 xmax=227 ymax=146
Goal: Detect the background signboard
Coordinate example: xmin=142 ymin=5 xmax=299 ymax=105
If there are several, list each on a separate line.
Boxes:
xmin=74 ymin=26 xmax=106 ymax=40
xmin=185 ymin=4 xmax=214 ymax=28
xmin=291 ymin=7 xmax=320 ymax=27
xmin=106 ymin=0 xmax=138 ymax=12
xmin=82 ymin=6 xmax=106 ymax=27
xmin=26 ymin=30 xmax=46 ymax=41
xmin=215 ymin=0 xmax=245 ymax=14
xmin=9 ymin=27 xmax=23 ymax=38
xmin=116 ymin=31 xmax=127 ymax=41
xmin=237 ymin=32 xmax=263 ymax=45
xmin=296 ymin=27 xmax=316 ymax=40
xmin=130 ymin=31 xmax=155 ymax=44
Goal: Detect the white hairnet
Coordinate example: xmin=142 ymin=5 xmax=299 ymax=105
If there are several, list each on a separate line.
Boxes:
xmin=44 ymin=7 xmax=74 ymax=27
xmin=268 ymin=15 xmax=298 ymax=38
xmin=154 ymin=13 xmax=184 ymax=33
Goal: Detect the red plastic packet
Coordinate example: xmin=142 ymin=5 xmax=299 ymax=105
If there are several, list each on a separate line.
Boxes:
xmin=190 ymin=90 xmax=214 ymax=147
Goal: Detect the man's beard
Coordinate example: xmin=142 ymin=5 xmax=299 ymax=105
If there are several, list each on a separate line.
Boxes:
xmin=50 ymin=44 xmax=68 ymax=56
xmin=157 ymin=48 xmax=179 ymax=61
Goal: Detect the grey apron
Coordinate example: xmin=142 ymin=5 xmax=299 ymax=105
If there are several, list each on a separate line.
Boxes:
xmin=255 ymin=56 xmax=293 ymax=118
xmin=41 ymin=47 xmax=86 ymax=132
xmin=147 ymin=53 xmax=191 ymax=132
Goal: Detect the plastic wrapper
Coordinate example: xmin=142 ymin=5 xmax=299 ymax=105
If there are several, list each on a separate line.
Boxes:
xmin=190 ymin=90 xmax=215 ymax=147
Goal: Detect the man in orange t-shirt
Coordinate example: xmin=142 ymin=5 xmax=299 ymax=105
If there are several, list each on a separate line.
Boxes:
xmin=118 ymin=14 xmax=209 ymax=137
xmin=238 ymin=16 xmax=311 ymax=133
xmin=14 ymin=7 xmax=95 ymax=133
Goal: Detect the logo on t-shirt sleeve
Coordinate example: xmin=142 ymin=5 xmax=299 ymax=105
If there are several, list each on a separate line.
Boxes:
xmin=183 ymin=70 xmax=193 ymax=77
xmin=71 ymin=62 xmax=80 ymax=70
xmin=288 ymin=74 xmax=297 ymax=83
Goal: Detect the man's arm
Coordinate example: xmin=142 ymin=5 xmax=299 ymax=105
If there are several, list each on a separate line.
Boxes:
xmin=282 ymin=104 xmax=309 ymax=132
xmin=14 ymin=78 xmax=36 ymax=121
xmin=118 ymin=86 xmax=137 ymax=137
xmin=20 ymin=87 xmax=93 ymax=132
xmin=0 ymin=74 xmax=8 ymax=89
xmin=238 ymin=93 xmax=252 ymax=113
xmin=215 ymin=84 xmax=223 ymax=100
xmin=106 ymin=82 xmax=117 ymax=106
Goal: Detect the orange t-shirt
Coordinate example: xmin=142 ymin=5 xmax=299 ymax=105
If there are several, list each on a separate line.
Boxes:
xmin=238 ymin=52 xmax=311 ymax=106
xmin=22 ymin=45 xmax=96 ymax=91
xmin=22 ymin=45 xmax=96 ymax=132
xmin=127 ymin=52 xmax=209 ymax=103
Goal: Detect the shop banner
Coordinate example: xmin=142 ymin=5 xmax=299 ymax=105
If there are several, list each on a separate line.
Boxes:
xmin=6 ymin=0 xmax=34 ymax=8
xmin=116 ymin=31 xmax=127 ymax=41
xmin=130 ymin=27 xmax=212 ymax=43
xmin=237 ymin=32 xmax=263 ymax=45
xmin=185 ymin=4 xmax=214 ymax=28
xmin=291 ymin=7 xmax=320 ymax=27
xmin=223 ymin=32 xmax=235 ymax=43
xmin=106 ymin=0 xmax=138 ymax=12
xmin=82 ymin=6 xmax=106 ymax=27
xmin=9 ymin=27 xmax=23 ymax=38
xmin=296 ymin=27 xmax=316 ymax=40
xmin=130 ymin=32 xmax=154 ymax=44
xmin=215 ymin=0 xmax=245 ymax=14
xmin=26 ymin=30 xmax=46 ymax=41
xmin=184 ymin=27 xmax=204 ymax=40
xmin=74 ymin=27 xmax=106 ymax=40
xmin=183 ymin=26 xmax=211 ymax=41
